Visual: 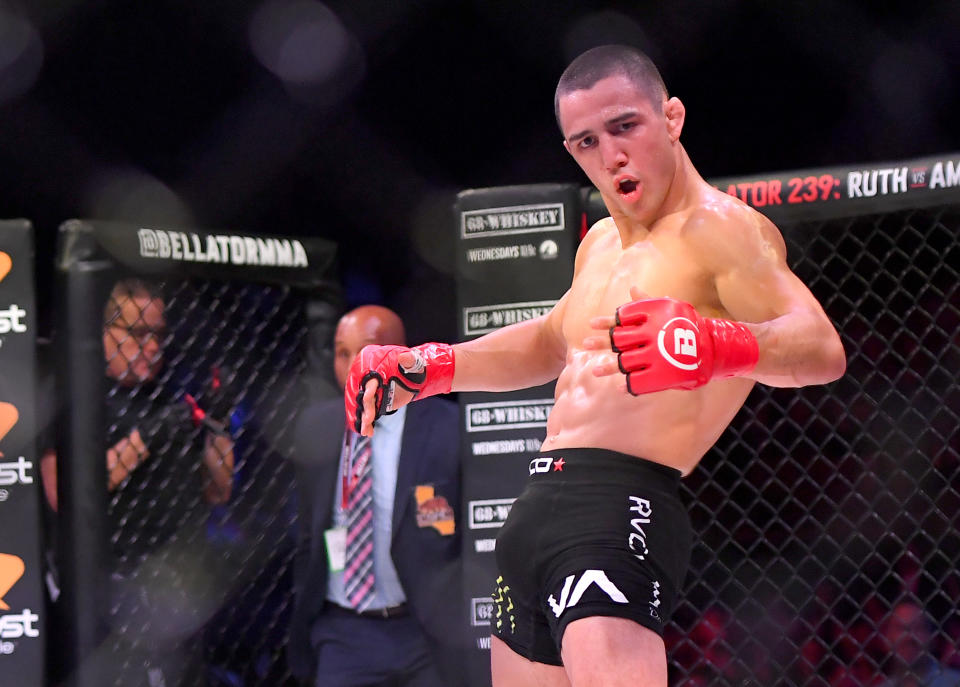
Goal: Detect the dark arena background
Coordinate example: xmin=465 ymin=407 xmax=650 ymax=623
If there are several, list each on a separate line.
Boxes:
xmin=0 ymin=2 xmax=958 ymax=687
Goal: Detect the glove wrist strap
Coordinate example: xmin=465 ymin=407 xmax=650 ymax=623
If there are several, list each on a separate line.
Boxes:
xmin=704 ymin=318 xmax=759 ymax=379
xmin=412 ymin=342 xmax=455 ymax=398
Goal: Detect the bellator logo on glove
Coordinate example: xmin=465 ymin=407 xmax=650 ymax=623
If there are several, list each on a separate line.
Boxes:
xmin=605 ymin=295 xmax=759 ymax=396
xmin=655 ymin=316 xmax=702 ymax=371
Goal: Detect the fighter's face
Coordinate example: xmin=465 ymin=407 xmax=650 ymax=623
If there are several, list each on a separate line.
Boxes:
xmin=559 ymin=74 xmax=683 ymax=225
xmin=103 ymin=295 xmax=166 ymax=386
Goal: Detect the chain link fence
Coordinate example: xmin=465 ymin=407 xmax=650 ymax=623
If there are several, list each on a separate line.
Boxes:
xmin=668 ymin=205 xmax=960 ymax=686
xmin=77 ymin=277 xmax=313 ymax=686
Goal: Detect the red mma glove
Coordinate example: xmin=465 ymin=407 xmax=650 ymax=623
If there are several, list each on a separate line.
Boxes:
xmin=344 ymin=342 xmax=455 ymax=433
xmin=610 ymin=297 xmax=758 ymax=395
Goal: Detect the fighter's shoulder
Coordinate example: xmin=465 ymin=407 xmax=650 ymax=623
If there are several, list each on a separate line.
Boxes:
xmin=681 ymin=188 xmax=786 ymax=264
xmin=574 ymin=217 xmax=617 ymax=270
xmin=582 ymin=215 xmax=618 ymax=242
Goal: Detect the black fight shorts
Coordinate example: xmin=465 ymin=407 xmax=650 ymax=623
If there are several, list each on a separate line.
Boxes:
xmin=492 ymin=448 xmax=692 ymax=665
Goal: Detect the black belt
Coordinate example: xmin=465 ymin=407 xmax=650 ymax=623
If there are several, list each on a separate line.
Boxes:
xmin=330 ymin=602 xmax=408 ymax=619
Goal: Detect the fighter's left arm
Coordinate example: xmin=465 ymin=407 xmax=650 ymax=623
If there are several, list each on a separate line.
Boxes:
xmin=703 ymin=209 xmax=846 ymax=388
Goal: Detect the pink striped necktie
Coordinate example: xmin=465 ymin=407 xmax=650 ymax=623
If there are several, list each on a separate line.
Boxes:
xmin=343 ymin=432 xmax=376 ymax=611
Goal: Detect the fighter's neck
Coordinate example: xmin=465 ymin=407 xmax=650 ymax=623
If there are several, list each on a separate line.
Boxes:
xmin=609 ymin=147 xmax=705 ymax=245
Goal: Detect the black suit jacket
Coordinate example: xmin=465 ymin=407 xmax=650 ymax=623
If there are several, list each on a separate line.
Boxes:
xmin=288 ymin=396 xmax=465 ymax=682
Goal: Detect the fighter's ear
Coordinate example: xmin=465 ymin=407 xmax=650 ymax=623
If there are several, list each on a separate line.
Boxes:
xmin=664 ymin=97 xmax=685 ymax=142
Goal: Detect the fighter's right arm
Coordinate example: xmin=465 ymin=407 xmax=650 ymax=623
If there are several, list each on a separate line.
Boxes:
xmin=348 ymin=220 xmax=602 ymax=435
xmin=450 ymin=217 xmax=610 ymax=391
xmin=347 ymin=300 xmax=568 ymax=435
xmin=450 ymin=292 xmax=568 ymax=393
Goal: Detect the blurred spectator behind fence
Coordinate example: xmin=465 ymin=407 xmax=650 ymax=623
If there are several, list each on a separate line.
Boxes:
xmin=877 ymin=601 xmax=960 ymax=687
xmin=288 ymin=305 xmax=466 ymax=687
xmin=39 ymin=277 xmax=235 ymax=686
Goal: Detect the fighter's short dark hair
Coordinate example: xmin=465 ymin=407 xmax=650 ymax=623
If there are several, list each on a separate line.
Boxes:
xmin=554 ymin=45 xmax=668 ymax=133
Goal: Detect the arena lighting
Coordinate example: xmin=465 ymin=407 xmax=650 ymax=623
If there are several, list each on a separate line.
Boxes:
xmin=248 ymin=0 xmax=355 ymax=85
xmin=85 ymin=168 xmax=194 ymax=227
xmin=0 ymin=8 xmax=43 ymax=103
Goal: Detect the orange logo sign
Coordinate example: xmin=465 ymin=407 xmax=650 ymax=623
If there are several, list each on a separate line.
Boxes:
xmin=414 ymin=485 xmax=456 ymax=536
xmin=0 ymin=403 xmax=17 ymax=446
xmin=0 ymin=252 xmax=10 ymax=284
xmin=0 ymin=553 xmax=25 ymax=611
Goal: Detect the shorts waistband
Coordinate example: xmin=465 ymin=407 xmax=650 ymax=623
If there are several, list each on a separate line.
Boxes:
xmin=527 ymin=448 xmax=682 ymax=488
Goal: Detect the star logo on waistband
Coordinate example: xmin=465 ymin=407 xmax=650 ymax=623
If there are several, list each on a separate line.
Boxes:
xmin=553 ymin=457 xmax=565 ymax=472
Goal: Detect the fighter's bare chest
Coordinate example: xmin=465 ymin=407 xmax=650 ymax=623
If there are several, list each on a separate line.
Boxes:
xmin=563 ymin=236 xmax=715 ymax=341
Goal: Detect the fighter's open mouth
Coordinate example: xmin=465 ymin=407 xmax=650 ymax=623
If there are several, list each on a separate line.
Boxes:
xmin=618 ymin=179 xmax=638 ymax=194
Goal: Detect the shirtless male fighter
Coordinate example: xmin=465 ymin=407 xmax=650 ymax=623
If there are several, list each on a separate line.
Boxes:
xmin=344 ymin=45 xmax=846 ymax=687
